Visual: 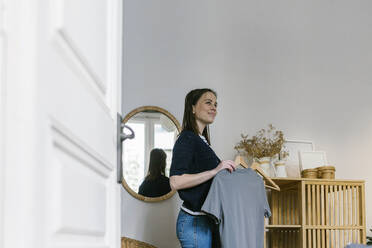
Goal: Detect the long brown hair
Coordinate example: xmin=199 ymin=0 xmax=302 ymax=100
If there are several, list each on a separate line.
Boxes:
xmin=146 ymin=148 xmax=167 ymax=181
xmin=182 ymin=88 xmax=217 ymax=145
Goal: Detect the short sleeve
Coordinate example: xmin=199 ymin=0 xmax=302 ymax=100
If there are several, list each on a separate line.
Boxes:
xmin=201 ymin=176 xmax=222 ymax=224
xmin=138 ymin=181 xmax=145 ymax=195
xmin=169 ymin=133 xmax=195 ymax=176
xmin=261 ymin=182 xmax=271 ymax=218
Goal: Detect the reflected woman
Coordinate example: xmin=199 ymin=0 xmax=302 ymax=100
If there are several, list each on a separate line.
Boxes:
xmin=138 ymin=148 xmax=172 ymax=197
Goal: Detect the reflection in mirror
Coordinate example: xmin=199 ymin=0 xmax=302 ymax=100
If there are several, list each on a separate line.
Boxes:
xmin=138 ymin=148 xmax=171 ymax=197
xmin=122 ymin=107 xmax=180 ymax=201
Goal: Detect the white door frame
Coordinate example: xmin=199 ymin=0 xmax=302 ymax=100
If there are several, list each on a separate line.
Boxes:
xmin=0 ymin=0 xmax=5 ymax=244
xmin=1 ymin=0 xmax=123 ymax=247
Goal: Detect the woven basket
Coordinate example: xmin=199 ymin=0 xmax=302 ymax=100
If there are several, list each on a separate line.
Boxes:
xmin=301 ymin=168 xmax=318 ymax=179
xmin=317 ymin=166 xmax=336 ymax=179
xmin=121 ymin=237 xmax=158 ymax=248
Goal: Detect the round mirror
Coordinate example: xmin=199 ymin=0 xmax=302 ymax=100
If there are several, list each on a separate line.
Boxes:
xmin=121 ymin=106 xmax=181 ymax=202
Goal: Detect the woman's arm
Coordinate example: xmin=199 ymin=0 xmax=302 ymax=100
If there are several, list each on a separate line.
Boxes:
xmin=170 ymin=160 xmax=236 ymax=190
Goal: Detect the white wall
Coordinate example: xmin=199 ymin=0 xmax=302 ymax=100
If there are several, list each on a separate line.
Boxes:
xmin=122 ymin=0 xmax=372 ymax=247
xmin=0 ymin=31 xmax=4 ymax=248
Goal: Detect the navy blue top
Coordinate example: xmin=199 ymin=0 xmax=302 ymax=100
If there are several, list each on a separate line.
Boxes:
xmin=170 ymin=130 xmax=221 ymax=212
xmin=138 ymin=175 xmax=172 ymax=198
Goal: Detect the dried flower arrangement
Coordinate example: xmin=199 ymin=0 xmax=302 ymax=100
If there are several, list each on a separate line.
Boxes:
xmin=235 ymin=124 xmax=288 ymax=160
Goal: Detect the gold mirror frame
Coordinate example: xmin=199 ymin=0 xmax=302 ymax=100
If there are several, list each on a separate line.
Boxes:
xmin=121 ymin=106 xmax=181 ymax=202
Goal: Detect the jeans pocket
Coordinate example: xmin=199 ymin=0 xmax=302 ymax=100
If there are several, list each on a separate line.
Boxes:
xmin=176 ymin=211 xmax=187 ymax=239
xmin=176 ymin=220 xmax=184 ymax=239
xmin=177 ymin=211 xmax=197 ymax=245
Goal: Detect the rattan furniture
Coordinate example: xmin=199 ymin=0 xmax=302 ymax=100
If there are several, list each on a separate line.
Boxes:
xmin=121 ymin=237 xmax=157 ymax=248
xmin=265 ymin=178 xmax=366 ymax=248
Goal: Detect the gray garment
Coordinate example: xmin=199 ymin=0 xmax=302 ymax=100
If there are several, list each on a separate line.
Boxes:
xmin=201 ymin=168 xmax=271 ymax=248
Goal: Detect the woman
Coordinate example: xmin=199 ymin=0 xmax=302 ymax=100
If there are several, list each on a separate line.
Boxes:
xmin=138 ymin=148 xmax=172 ymax=197
xmin=170 ymin=88 xmax=236 ymax=248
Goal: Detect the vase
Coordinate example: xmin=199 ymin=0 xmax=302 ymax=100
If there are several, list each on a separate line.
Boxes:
xmin=274 ymin=161 xmax=287 ymax=177
xmin=258 ymin=157 xmax=273 ymax=177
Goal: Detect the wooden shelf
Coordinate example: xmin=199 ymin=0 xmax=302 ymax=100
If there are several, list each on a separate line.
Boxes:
xmin=265 ymin=179 xmax=366 ymax=248
xmin=304 ymin=225 xmax=364 ymax=230
xmin=266 ymin=225 xmax=301 ymax=229
xmin=270 ymin=177 xmax=365 ymax=186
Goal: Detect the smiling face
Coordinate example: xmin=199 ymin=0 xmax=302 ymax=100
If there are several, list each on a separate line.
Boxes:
xmin=192 ymin=91 xmax=217 ymax=133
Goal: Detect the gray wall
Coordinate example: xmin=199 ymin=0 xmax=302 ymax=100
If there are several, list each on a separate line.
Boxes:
xmin=122 ymin=0 xmax=372 ymax=247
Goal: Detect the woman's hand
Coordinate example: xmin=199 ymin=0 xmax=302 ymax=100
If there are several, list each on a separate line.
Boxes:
xmin=214 ymin=160 xmax=236 ymax=174
xmin=169 ymin=160 xmax=237 ymax=191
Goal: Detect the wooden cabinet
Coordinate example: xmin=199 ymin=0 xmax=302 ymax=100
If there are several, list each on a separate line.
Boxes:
xmin=265 ymin=178 xmax=366 ymax=248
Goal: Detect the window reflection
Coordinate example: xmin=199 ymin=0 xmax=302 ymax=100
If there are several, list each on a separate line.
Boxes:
xmin=122 ymin=112 xmax=178 ymax=194
xmin=123 ymin=122 xmax=145 ymax=193
xmin=154 ymin=124 xmax=177 ymax=177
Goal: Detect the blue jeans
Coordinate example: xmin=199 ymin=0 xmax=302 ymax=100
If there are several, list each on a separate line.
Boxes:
xmin=176 ymin=209 xmax=213 ymax=248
